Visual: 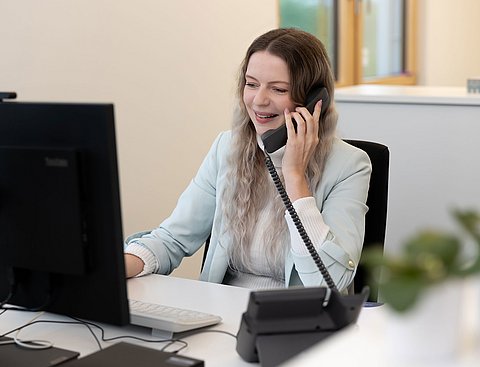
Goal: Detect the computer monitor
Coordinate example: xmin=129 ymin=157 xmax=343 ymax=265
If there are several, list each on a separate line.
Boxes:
xmin=0 ymin=99 xmax=129 ymax=325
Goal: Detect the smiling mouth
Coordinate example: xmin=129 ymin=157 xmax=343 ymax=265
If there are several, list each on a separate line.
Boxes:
xmin=255 ymin=112 xmax=279 ymax=119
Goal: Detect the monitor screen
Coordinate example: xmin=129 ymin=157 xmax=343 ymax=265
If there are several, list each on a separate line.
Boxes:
xmin=0 ymin=100 xmax=129 ymax=326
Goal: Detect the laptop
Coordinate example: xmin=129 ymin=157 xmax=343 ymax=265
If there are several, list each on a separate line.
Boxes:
xmin=61 ymin=342 xmax=204 ymax=367
xmin=0 ymin=336 xmax=79 ymax=367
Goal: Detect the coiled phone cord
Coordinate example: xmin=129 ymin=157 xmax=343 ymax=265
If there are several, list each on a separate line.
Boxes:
xmin=264 ymin=154 xmax=338 ymax=292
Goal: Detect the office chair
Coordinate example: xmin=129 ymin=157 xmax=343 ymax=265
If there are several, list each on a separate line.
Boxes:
xmin=202 ymin=140 xmax=389 ymax=301
xmin=344 ymin=140 xmax=389 ymax=301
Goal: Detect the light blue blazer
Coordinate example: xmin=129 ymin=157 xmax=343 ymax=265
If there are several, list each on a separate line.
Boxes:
xmin=125 ymin=131 xmax=371 ymax=292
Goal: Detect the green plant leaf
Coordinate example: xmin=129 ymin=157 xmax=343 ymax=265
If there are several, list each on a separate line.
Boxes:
xmin=362 ymin=209 xmax=480 ymax=313
xmin=404 ymin=231 xmax=460 ymax=268
xmin=380 ymin=275 xmax=426 ymax=313
xmin=453 ymin=209 xmax=480 ymax=240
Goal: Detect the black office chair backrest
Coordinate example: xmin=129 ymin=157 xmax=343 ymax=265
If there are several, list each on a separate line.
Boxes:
xmin=202 ymin=140 xmax=389 ymax=301
xmin=344 ymin=140 xmax=389 ymax=301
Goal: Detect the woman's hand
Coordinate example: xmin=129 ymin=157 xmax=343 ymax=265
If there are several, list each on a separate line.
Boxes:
xmin=282 ymin=100 xmax=322 ymax=201
xmin=124 ymin=253 xmax=145 ymax=278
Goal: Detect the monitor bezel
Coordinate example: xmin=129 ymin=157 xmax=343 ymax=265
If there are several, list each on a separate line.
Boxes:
xmin=0 ymin=101 xmax=129 ymax=326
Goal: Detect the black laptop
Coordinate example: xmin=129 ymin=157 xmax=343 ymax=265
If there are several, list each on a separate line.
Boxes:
xmin=0 ymin=336 xmax=80 ymax=367
xmin=62 ymin=342 xmax=204 ymax=367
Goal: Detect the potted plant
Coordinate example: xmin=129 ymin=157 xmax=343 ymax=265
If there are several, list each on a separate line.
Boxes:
xmin=363 ymin=209 xmax=480 ymax=362
xmin=365 ymin=209 xmax=480 ymax=311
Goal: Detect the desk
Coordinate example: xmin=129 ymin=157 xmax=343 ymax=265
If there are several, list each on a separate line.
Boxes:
xmin=0 ymin=275 xmax=252 ymax=366
xmin=284 ymin=280 xmax=480 ymax=367
xmin=2 ymin=275 xmax=478 ymax=366
xmin=284 ymin=308 xmax=480 ymax=367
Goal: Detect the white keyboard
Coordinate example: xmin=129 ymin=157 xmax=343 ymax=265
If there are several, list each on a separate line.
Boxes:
xmin=129 ymin=299 xmax=222 ymax=333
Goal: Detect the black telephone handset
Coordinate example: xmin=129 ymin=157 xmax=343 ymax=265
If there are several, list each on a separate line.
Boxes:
xmin=261 ymin=86 xmax=330 ymax=154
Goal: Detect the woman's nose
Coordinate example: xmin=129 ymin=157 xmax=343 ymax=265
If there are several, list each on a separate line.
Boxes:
xmin=253 ymin=88 xmax=269 ymax=106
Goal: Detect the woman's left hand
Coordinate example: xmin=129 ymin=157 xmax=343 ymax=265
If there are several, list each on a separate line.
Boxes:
xmin=282 ymin=100 xmax=322 ymax=201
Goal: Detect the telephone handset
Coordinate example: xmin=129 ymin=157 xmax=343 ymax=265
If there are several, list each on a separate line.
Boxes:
xmin=260 ymin=86 xmax=330 ymax=154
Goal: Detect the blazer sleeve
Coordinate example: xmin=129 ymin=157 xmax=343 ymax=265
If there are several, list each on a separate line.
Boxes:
xmin=286 ymin=141 xmax=372 ymax=292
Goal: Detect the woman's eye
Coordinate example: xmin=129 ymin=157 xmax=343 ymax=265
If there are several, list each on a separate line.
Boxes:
xmin=245 ymin=82 xmax=258 ymax=88
xmin=273 ymin=88 xmax=288 ymax=94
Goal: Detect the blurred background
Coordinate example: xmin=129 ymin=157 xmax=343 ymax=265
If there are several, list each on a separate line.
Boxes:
xmin=1 ymin=0 xmax=478 ymax=278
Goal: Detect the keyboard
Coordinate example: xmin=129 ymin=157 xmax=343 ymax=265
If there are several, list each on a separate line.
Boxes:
xmin=128 ymin=299 xmax=222 ymax=333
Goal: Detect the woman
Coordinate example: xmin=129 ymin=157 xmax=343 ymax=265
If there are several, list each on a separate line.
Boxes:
xmin=124 ymin=28 xmax=371 ymax=293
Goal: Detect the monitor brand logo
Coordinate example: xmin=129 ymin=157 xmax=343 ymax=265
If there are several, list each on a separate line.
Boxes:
xmin=45 ymin=157 xmax=69 ymax=168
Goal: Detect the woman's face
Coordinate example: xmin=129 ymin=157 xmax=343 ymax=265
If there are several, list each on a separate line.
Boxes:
xmin=243 ymin=51 xmax=297 ymax=136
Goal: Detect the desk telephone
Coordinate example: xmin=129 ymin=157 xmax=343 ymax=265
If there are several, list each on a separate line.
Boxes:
xmin=261 ymin=86 xmax=330 ymax=154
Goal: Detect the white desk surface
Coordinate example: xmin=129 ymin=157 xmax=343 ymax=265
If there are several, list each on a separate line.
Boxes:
xmin=284 ymin=309 xmax=480 ymax=367
xmin=0 ymin=274 xmax=252 ymax=366
xmin=1 ymin=275 xmax=479 ymax=366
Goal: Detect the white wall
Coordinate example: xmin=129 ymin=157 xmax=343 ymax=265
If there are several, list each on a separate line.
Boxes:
xmin=335 ymin=87 xmax=480 ymax=259
xmin=1 ymin=0 xmax=478 ymax=279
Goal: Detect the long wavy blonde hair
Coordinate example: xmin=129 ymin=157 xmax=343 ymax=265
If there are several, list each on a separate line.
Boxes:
xmin=223 ymin=28 xmax=338 ymax=279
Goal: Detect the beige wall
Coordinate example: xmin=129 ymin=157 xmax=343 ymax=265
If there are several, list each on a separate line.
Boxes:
xmin=1 ymin=1 xmax=478 ymax=279
xmin=417 ymin=0 xmax=480 ymax=86
xmin=0 ymin=0 xmax=278 ymax=279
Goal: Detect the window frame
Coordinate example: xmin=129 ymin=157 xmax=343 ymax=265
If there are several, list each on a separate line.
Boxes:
xmin=277 ymin=0 xmax=418 ymax=87
xmin=338 ymin=0 xmax=418 ymax=86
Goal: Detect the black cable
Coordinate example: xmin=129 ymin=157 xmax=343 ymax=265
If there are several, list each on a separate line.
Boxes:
xmin=0 ymin=320 xmax=78 ymax=339
xmin=264 ymin=153 xmax=338 ymax=291
xmin=1 ymin=314 xmax=235 ymax=354
xmin=0 ymin=317 xmax=188 ymax=353
xmin=181 ymin=328 xmax=237 ymax=339
xmin=67 ymin=316 xmax=188 ymax=350
xmin=160 ymin=340 xmax=188 ymax=353
xmin=72 ymin=318 xmax=103 ymax=350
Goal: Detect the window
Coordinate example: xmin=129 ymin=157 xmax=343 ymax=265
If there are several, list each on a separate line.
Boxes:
xmin=279 ymin=0 xmax=338 ymax=78
xmin=279 ymin=0 xmax=417 ymax=86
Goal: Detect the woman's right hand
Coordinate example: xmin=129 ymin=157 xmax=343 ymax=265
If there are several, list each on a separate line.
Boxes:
xmin=124 ymin=253 xmax=145 ymax=278
xmin=282 ymin=100 xmax=322 ymax=201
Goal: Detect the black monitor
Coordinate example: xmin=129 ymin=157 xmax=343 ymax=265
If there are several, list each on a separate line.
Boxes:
xmin=0 ymin=99 xmax=129 ymax=325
